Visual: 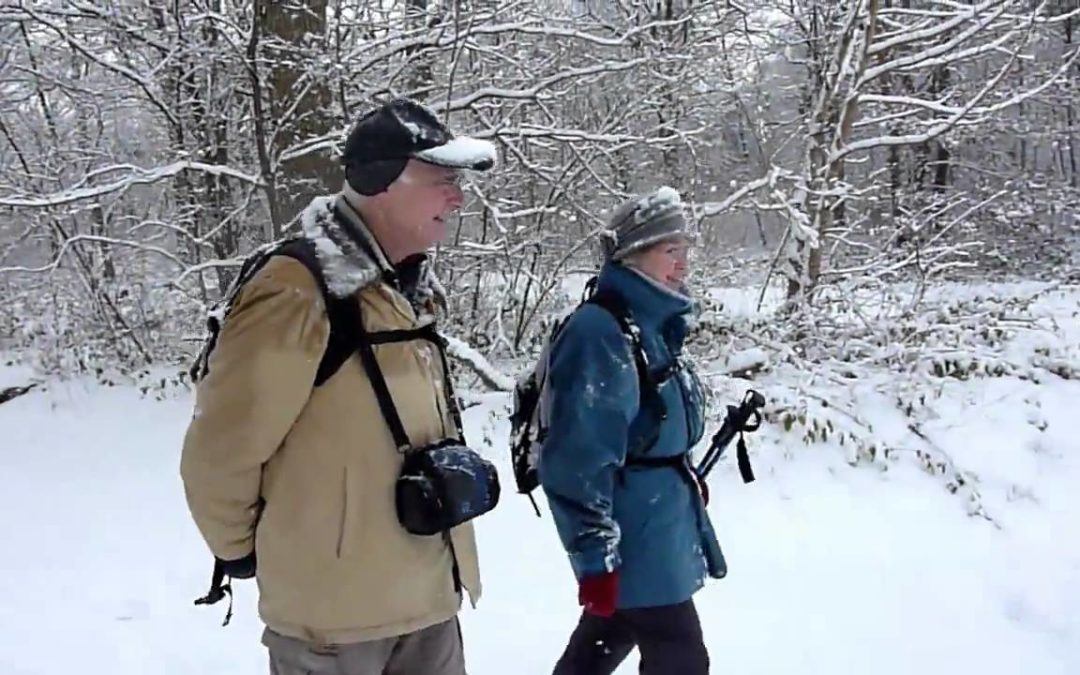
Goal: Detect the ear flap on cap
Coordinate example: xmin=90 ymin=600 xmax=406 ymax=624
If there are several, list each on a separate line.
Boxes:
xmin=345 ymin=158 xmax=409 ymax=196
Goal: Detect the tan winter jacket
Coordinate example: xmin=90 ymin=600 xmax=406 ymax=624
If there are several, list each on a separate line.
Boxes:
xmin=180 ymin=194 xmax=481 ymax=646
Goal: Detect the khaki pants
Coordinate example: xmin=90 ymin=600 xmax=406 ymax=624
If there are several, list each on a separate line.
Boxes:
xmin=263 ymin=619 xmax=466 ymax=675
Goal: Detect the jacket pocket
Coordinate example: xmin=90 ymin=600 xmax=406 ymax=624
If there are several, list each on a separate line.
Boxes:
xmin=335 ymin=465 xmax=372 ymax=559
xmin=336 ymin=467 xmax=350 ymax=558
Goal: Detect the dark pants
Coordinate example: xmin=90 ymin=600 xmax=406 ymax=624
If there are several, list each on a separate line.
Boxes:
xmin=552 ymin=600 xmax=709 ymax=675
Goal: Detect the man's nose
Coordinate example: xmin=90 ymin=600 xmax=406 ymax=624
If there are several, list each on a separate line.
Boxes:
xmin=446 ymin=184 xmax=464 ymax=211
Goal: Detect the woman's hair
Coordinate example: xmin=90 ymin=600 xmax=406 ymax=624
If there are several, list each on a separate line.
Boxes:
xmin=619 ymin=247 xmax=647 ymax=269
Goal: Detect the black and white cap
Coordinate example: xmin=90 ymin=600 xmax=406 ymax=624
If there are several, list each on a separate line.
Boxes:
xmin=342 ymin=98 xmax=496 ymax=194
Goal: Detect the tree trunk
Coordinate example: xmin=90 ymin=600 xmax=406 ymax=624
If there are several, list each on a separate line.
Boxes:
xmin=1067 ymin=13 xmax=1078 ymax=189
xmin=260 ymin=0 xmax=339 ymax=231
xmin=404 ymin=0 xmax=437 ymax=99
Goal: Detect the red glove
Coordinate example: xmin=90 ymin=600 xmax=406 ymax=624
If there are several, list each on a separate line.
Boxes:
xmin=579 ymin=570 xmax=619 ymax=617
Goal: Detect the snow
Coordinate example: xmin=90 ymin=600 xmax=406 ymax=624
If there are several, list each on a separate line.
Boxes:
xmin=632 ymin=186 xmax=682 ymax=225
xmin=1 ymin=285 xmax=1079 ymax=674
xmin=414 ymin=137 xmax=497 ymax=170
xmin=711 ymin=347 xmax=769 ymax=377
xmin=0 ymin=356 xmax=36 ymax=390
xmin=401 ymin=120 xmax=425 ymax=140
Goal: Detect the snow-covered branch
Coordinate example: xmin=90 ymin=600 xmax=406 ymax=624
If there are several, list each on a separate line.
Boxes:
xmin=0 ymin=162 xmax=262 ymax=208
xmin=0 ymin=235 xmax=184 ymax=275
xmin=17 ymin=4 xmax=181 ymax=129
xmin=834 ymin=48 xmax=1022 ymax=162
xmin=868 ymin=0 xmax=1004 ymax=58
xmin=861 ymin=1 xmax=1011 ymax=84
xmin=696 ymin=166 xmax=796 ymax=218
xmin=858 ymin=47 xmax=1080 ymax=122
xmin=442 ymin=58 xmax=654 ymax=110
xmin=442 ymin=334 xmax=516 ymax=392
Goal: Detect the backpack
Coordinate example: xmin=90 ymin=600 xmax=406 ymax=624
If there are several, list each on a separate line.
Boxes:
xmin=189 ymin=236 xmax=361 ymax=389
xmin=508 ymin=279 xmax=672 ymax=516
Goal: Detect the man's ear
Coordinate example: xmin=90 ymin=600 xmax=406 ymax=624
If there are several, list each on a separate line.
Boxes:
xmin=345 ymin=158 xmax=407 ymax=196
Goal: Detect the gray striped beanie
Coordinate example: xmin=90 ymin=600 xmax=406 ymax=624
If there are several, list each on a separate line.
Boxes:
xmin=599 ymin=186 xmax=689 ymax=262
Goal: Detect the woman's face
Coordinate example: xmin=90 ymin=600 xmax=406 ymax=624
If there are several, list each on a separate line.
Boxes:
xmin=629 ymin=236 xmax=690 ymax=291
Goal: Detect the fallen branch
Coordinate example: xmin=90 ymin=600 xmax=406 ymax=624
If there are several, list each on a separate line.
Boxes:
xmin=0 ymin=382 xmax=38 ymax=405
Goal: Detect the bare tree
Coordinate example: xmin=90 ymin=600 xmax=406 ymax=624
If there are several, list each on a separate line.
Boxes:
xmin=0 ymin=0 xmax=1076 ymax=380
xmin=699 ymin=0 xmax=1078 ymax=307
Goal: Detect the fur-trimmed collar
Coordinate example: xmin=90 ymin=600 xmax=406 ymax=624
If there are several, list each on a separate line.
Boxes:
xmin=299 ymin=193 xmax=387 ymax=299
xmin=298 ymin=191 xmax=445 ymax=313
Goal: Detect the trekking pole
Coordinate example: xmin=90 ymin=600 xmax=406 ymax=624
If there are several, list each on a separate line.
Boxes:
xmin=695 ymin=390 xmax=766 ymax=483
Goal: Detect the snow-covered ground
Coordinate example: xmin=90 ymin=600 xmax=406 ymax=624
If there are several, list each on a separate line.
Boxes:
xmin=1 ymin=282 xmax=1077 ymax=675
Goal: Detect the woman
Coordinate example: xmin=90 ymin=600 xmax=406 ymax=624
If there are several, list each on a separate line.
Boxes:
xmin=538 ymin=186 xmax=725 ymax=675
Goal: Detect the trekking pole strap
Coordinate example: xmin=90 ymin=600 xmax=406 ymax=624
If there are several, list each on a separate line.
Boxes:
xmin=193 ymin=558 xmax=235 ymax=627
xmin=696 ymin=390 xmax=765 ymax=481
xmin=736 ymin=432 xmax=755 ymax=484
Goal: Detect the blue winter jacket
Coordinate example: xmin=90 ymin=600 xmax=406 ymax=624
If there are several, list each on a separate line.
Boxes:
xmin=538 ymin=261 xmax=727 ymax=610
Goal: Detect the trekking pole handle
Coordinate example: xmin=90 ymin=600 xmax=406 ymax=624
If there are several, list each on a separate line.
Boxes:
xmin=695 ymin=389 xmax=766 ymax=478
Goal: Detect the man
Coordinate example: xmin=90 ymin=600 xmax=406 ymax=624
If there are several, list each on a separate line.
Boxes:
xmin=180 ymin=98 xmax=496 ymax=675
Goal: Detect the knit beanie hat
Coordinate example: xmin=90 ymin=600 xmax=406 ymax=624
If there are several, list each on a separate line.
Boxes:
xmin=599 ymin=186 xmax=690 ymax=262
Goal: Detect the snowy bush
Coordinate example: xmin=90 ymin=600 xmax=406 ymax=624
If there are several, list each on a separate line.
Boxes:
xmin=684 ymin=278 xmax=1079 ymax=521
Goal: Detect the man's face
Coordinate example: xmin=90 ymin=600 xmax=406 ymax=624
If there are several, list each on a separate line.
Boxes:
xmin=377 ymin=160 xmax=464 ymax=256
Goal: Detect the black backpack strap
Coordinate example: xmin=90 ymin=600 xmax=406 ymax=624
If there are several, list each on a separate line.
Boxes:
xmin=354 ymin=320 xmax=414 ymax=451
xmin=587 ymin=289 xmax=668 ymax=456
xmin=269 ymin=238 xmax=362 ymax=388
xmin=588 ymin=291 xmax=648 ymax=393
xmin=316 ymin=293 xmax=362 ymax=387
xmin=434 ymin=336 xmax=466 ymax=440
xmin=624 ymin=454 xmax=685 ymax=469
xmin=369 ymin=324 xmax=465 ymax=439
xmin=190 ymin=239 xmax=303 ymax=383
xmin=355 ymin=319 xmax=466 ymax=594
xmin=354 ymin=321 xmax=464 ymax=450
xmin=581 ymin=274 xmax=599 ymax=302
